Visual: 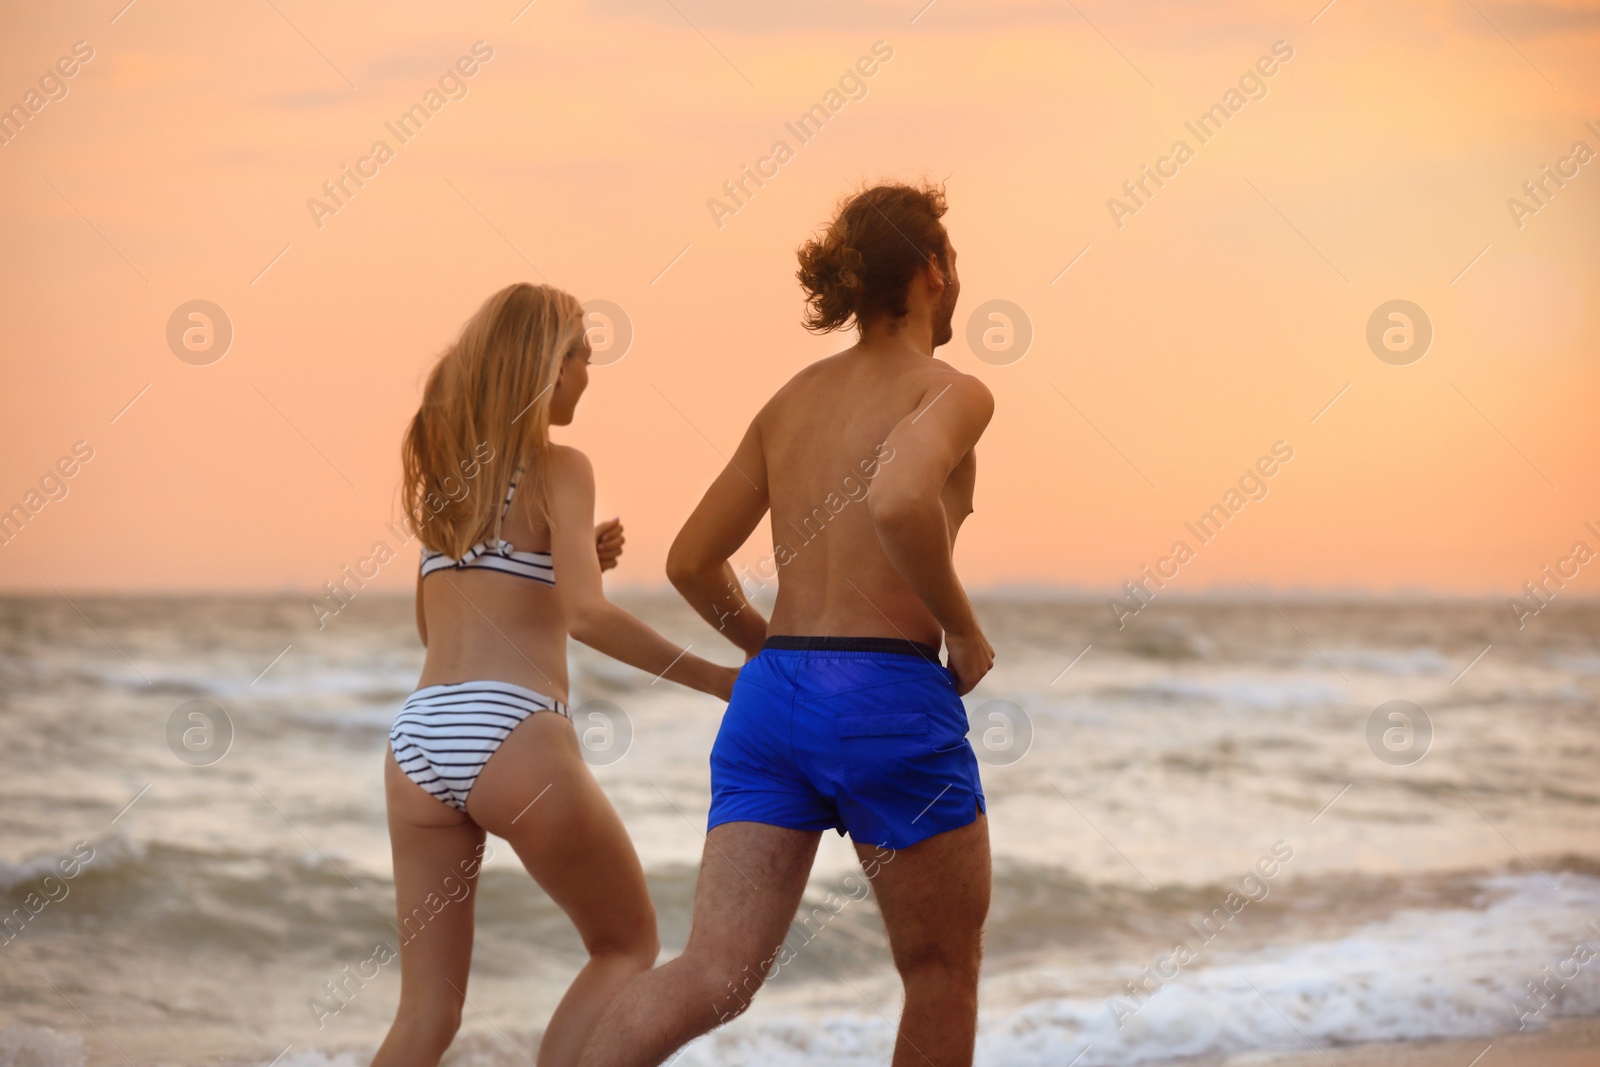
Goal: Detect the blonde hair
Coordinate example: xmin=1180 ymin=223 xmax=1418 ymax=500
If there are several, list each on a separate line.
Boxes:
xmin=402 ymin=283 xmax=584 ymax=557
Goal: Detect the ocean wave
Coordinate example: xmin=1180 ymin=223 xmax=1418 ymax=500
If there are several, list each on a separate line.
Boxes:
xmin=662 ymin=871 xmax=1600 ymax=1067
xmin=20 ymin=869 xmax=1598 ymax=1067
xmin=205 ymin=666 xmax=415 ymax=711
xmin=251 ymin=864 xmax=1600 ymax=1067
xmin=978 ymin=871 xmax=1600 ymax=1064
xmin=1322 ymin=646 xmax=1456 ymax=676
xmin=0 ymin=831 xmax=143 ymax=894
xmin=16 ymin=828 xmax=1595 ymax=983
xmin=0 ymin=1026 xmax=85 ymax=1067
xmin=1550 ymin=653 xmax=1600 ymax=676
xmin=1122 ymin=623 xmax=1214 ymax=661
xmin=1101 ymin=675 xmax=1348 ymax=709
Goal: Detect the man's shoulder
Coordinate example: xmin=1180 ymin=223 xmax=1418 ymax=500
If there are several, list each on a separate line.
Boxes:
xmin=757 ymin=350 xmax=991 ymax=426
xmin=757 ymin=354 xmax=846 ymax=418
xmin=921 ymin=360 xmax=994 ymax=418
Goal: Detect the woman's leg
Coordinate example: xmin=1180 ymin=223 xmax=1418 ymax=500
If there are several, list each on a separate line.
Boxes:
xmin=469 ymin=712 xmax=660 ymax=1067
xmin=372 ymin=749 xmax=487 ymax=1067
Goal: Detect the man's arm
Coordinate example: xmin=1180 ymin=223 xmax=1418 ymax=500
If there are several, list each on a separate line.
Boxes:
xmin=868 ymin=373 xmax=995 ymax=692
xmin=666 ymin=418 xmax=771 ymax=657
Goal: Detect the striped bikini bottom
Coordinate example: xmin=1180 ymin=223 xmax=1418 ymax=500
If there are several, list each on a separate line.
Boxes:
xmin=390 ymin=680 xmax=570 ymax=812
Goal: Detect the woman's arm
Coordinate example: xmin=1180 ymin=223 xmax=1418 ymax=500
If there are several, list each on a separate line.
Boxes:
xmin=549 ymin=445 xmax=736 ymax=699
xmin=666 ymin=418 xmax=771 ymax=658
xmin=415 ymin=569 xmax=427 ymax=647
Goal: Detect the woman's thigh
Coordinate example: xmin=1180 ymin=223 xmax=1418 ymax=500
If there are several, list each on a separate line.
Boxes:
xmin=383 ymin=752 xmax=488 ymax=1011
xmin=468 ymin=712 xmax=657 ymax=955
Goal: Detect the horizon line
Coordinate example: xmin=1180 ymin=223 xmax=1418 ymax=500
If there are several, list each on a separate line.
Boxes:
xmin=0 ymin=582 xmax=1588 ymax=604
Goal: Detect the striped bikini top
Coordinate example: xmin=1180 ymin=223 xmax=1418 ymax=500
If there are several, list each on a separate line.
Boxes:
xmin=419 ymin=473 xmax=555 ymax=585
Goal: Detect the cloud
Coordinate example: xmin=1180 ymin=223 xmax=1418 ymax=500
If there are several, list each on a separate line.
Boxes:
xmin=587 ymin=0 xmax=1279 ymax=34
xmin=260 ymin=87 xmax=357 ymax=110
xmin=1478 ymin=0 xmax=1600 ymax=35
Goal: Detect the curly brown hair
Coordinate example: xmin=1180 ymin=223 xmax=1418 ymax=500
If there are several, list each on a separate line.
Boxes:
xmin=795 ymin=181 xmax=949 ymax=334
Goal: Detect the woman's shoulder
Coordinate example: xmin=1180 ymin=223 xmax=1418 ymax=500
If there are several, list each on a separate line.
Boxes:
xmin=544 ymin=443 xmax=594 ymax=486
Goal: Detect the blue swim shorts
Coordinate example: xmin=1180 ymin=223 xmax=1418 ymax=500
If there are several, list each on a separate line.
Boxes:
xmin=707 ymin=635 xmax=986 ymax=851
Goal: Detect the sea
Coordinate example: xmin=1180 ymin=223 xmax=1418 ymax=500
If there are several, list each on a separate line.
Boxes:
xmin=1 ymin=592 xmax=1596 ymax=1066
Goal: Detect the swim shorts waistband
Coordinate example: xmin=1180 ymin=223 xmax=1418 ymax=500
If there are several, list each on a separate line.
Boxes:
xmin=761 ymin=634 xmax=942 ymax=660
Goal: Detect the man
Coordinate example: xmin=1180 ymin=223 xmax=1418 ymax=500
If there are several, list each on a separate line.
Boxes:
xmin=578 ymin=181 xmax=995 ymax=1067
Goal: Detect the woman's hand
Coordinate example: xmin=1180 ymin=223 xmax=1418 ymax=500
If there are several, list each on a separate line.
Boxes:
xmin=552 ymin=447 xmax=743 ymax=701
xmin=713 ymin=664 xmax=741 ymax=702
xmin=595 ymin=517 xmax=624 ymax=572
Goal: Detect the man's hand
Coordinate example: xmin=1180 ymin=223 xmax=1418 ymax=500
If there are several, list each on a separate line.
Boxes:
xmin=595 ymin=517 xmax=624 ymax=572
xmin=944 ymin=626 xmax=994 ymax=696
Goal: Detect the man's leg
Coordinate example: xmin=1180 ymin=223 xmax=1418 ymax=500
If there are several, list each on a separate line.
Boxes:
xmin=854 ymin=811 xmax=990 ymax=1067
xmin=577 ymin=821 xmax=821 ymax=1067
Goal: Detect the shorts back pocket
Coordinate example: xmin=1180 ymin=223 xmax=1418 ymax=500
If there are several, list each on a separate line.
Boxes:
xmin=838 ymin=712 xmax=928 ymax=738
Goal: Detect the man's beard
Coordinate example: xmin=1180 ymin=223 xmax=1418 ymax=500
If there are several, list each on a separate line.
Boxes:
xmin=931 ymin=290 xmax=957 ymax=348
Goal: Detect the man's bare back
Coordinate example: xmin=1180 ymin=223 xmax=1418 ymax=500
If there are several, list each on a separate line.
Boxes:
xmin=760 ymin=347 xmax=979 ymax=647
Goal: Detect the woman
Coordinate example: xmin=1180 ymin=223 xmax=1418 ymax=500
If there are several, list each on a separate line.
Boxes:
xmin=375 ymin=282 xmax=737 ymax=1066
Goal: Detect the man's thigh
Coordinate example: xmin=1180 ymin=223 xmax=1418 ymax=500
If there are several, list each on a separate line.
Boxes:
xmin=854 ymin=811 xmax=991 ymax=969
xmin=684 ymin=821 xmax=822 ymax=966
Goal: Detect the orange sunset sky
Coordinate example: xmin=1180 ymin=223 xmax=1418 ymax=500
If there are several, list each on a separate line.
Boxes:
xmin=0 ymin=0 xmax=1596 ymax=598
